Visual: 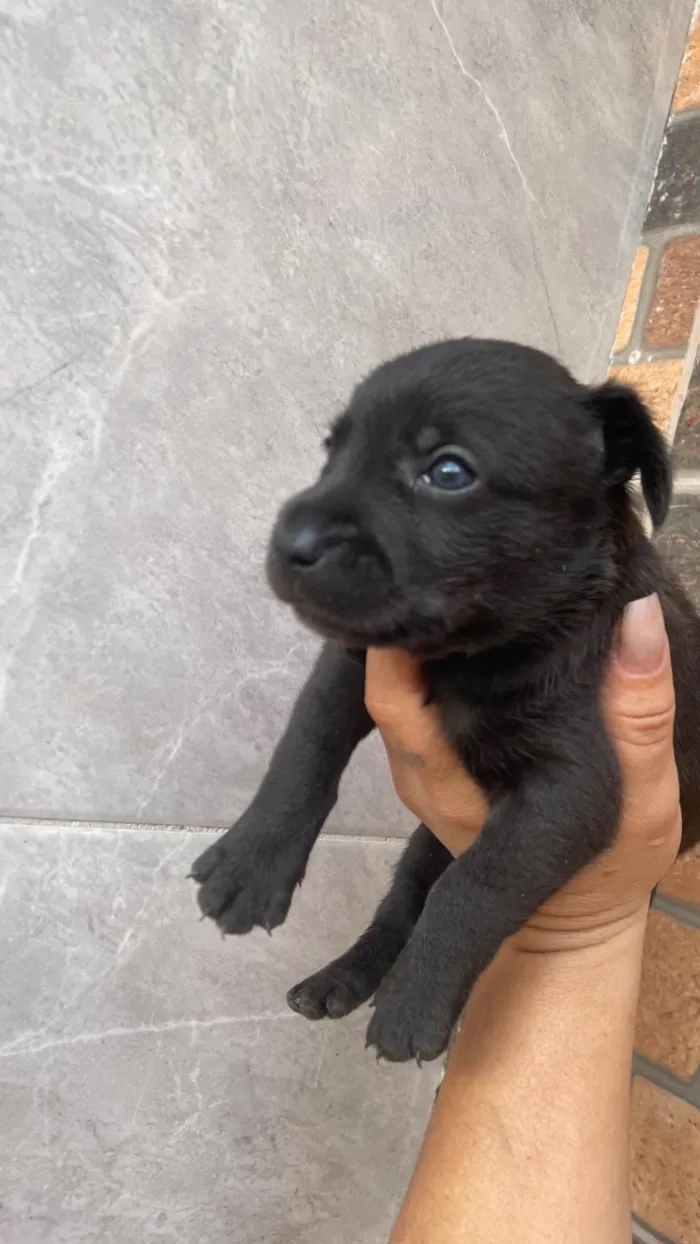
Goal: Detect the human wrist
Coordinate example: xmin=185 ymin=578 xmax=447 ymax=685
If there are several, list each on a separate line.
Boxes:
xmin=450 ymin=920 xmax=651 ymax=1094
xmin=512 ymin=898 xmax=652 ymax=958
xmin=488 ymin=907 xmax=649 ymax=1014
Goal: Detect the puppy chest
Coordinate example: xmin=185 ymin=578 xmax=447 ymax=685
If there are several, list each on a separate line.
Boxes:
xmin=436 ymin=696 xmax=545 ymax=794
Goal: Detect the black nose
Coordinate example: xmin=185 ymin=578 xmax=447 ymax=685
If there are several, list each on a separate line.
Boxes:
xmin=275 ymin=516 xmax=357 ymax=569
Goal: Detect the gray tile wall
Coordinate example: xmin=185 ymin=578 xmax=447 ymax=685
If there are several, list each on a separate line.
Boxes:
xmin=0 ymin=0 xmax=692 ymax=832
xmin=0 ymin=823 xmax=440 ymax=1243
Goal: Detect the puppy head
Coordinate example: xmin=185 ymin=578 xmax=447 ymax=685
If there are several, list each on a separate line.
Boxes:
xmin=267 ymin=339 xmax=671 ymax=655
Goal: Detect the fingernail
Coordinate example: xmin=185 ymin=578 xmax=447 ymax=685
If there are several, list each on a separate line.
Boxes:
xmin=617 ymin=594 xmax=666 ymax=675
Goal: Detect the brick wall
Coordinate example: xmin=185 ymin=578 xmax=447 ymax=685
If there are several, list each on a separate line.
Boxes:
xmin=609 ymin=13 xmax=700 ymax=1241
xmin=610 ymin=10 xmax=700 ymax=442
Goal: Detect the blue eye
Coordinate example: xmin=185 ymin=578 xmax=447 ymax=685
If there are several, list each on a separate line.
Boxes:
xmin=420 ymin=454 xmax=476 ymax=492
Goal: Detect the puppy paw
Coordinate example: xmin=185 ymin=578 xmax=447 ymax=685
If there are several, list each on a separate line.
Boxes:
xmin=365 ymin=964 xmax=455 ymax=1064
xmin=287 ymin=962 xmax=374 ymax=1021
xmin=190 ymin=824 xmax=299 ymax=935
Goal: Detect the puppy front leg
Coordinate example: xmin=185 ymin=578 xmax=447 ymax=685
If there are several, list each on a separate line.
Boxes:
xmin=191 ymin=643 xmax=373 ymax=934
xmin=367 ymin=740 xmax=621 ymax=1063
xmin=287 ymin=823 xmax=451 ymax=1020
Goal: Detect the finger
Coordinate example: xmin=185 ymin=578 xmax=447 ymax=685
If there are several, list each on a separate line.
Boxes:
xmin=365 ymin=648 xmax=427 ymax=727
xmin=603 ymin=594 xmax=675 ymax=750
xmin=603 ymin=595 xmax=678 ymax=815
xmin=366 ymin=648 xmax=464 ymax=778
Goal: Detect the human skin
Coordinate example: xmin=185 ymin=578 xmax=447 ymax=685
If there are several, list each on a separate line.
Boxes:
xmin=364 ymin=594 xmax=681 ymax=1244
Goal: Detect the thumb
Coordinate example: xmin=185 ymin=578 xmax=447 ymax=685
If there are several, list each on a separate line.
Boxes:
xmin=603 ymin=594 xmax=675 ymax=760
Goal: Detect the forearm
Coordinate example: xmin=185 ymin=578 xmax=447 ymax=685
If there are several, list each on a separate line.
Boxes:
xmin=390 ymin=917 xmax=647 ymax=1244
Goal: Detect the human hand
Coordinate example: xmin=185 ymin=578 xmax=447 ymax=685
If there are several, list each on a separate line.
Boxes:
xmin=365 ymin=595 xmax=682 ymax=951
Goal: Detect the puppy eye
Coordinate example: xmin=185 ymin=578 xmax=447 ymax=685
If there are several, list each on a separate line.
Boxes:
xmin=420 ymin=454 xmax=476 ymax=492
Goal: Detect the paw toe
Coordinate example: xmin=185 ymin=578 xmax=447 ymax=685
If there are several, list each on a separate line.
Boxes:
xmin=287 ymin=973 xmax=363 ymax=1021
xmin=365 ymin=1005 xmax=451 ymax=1065
xmin=189 ymin=841 xmax=224 ymax=885
xmin=262 ymin=887 xmax=293 ymax=932
xmin=195 ymin=869 xmax=239 ymax=922
xmin=287 ymin=982 xmax=327 ymax=1020
xmin=325 ymin=983 xmax=357 ymax=1019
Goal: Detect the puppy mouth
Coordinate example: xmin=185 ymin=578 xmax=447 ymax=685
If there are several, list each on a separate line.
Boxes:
xmin=266 ymin=531 xmax=481 ymax=655
xmin=269 ymin=561 xmax=405 ymax=647
xmin=270 ymin=560 xmax=462 ymax=654
xmin=290 ymin=595 xmax=415 ymax=649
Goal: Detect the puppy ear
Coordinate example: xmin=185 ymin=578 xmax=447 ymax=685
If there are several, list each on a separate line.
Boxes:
xmin=589 ymin=380 xmax=672 ymax=529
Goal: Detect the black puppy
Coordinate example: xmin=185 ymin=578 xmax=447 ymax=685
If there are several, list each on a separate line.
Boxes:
xmin=191 ymin=338 xmax=700 ymax=1063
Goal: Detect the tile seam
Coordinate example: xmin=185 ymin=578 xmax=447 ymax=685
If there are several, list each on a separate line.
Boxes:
xmin=0 ymin=815 xmax=410 ymax=847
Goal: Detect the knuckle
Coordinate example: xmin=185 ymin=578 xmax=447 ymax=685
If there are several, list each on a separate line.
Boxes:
xmin=612 ymin=703 xmax=676 ymax=750
xmin=364 ymin=690 xmax=401 ymax=727
xmin=393 ymin=777 xmax=422 ymax=820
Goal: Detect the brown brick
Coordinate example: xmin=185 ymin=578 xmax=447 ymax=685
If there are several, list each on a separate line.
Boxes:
xmin=672 ymin=19 xmax=700 ymax=114
xmin=609 ymin=360 xmax=684 ymax=436
xmin=635 ymin=910 xmax=700 ymax=1078
xmin=631 ymin=1079 xmax=700 ymax=1244
xmin=645 ymin=115 xmax=700 ymax=231
xmin=644 ymin=238 xmax=700 ymax=350
xmin=659 ymin=846 xmax=700 ymax=906
xmin=613 ymin=247 xmax=649 ymax=354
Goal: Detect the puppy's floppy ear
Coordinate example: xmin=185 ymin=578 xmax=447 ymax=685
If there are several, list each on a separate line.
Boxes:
xmin=589 ymin=380 xmax=672 ymax=529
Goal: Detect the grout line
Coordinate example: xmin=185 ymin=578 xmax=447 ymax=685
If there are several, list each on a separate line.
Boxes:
xmin=642 ymin=220 xmax=700 ymax=245
xmin=689 ymin=1065 xmax=700 ymax=1097
xmin=633 ymin=1051 xmax=700 ymax=1104
xmin=667 ymin=300 xmax=700 ymax=444
xmin=668 ymin=102 xmax=700 ymax=125
xmin=633 ymin=1216 xmax=677 ymax=1244
xmin=612 ymin=344 xmax=687 ymax=366
xmin=319 ymin=832 xmax=409 ymax=846
xmin=0 ymin=815 xmax=224 ymax=836
xmin=0 ymin=815 xmax=410 ymax=848
xmin=631 ymin=469 xmax=700 ymax=495
xmin=672 ymin=470 xmax=700 ymax=493
xmin=621 ymin=234 xmax=664 ymax=360
xmin=610 ymin=229 xmax=700 ymax=367
xmin=653 ymin=889 xmax=700 ymax=930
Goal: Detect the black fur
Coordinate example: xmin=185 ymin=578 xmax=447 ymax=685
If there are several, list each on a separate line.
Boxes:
xmin=191 ymin=338 xmax=700 ymax=1063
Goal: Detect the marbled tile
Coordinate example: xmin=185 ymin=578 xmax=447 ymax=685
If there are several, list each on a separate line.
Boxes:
xmin=0 ymin=823 xmax=439 ymax=1244
xmin=0 ymin=0 xmax=692 ymax=831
